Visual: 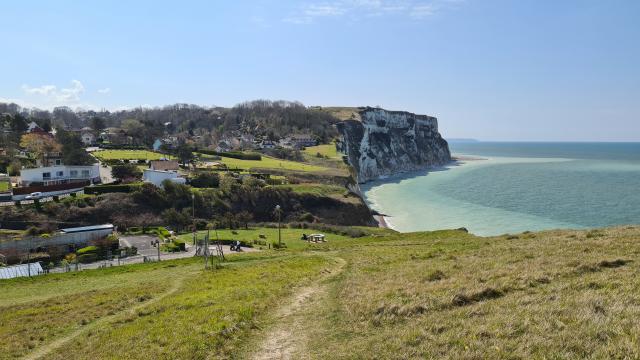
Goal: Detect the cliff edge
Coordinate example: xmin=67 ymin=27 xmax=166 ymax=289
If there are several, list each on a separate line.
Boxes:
xmin=335 ymin=107 xmax=451 ymax=183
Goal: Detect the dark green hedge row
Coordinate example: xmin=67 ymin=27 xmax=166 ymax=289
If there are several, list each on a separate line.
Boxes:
xmin=84 ymin=184 xmax=142 ymax=194
xmin=198 ymin=149 xmax=262 ymax=161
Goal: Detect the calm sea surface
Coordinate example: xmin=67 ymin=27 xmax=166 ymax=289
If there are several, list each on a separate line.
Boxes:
xmin=363 ymin=142 xmax=640 ymax=236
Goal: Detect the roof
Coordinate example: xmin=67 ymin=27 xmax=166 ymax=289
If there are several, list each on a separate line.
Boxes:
xmin=0 ymin=262 xmax=43 ymax=279
xmin=60 ymin=224 xmax=114 ymax=233
xmin=150 ymin=160 xmax=179 ymax=171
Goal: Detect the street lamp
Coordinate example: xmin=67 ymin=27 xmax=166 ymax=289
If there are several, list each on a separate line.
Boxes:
xmin=151 ymin=239 xmax=161 ymax=262
xmin=275 ymin=204 xmax=282 ymax=248
xmin=192 ymin=193 xmax=196 ymax=246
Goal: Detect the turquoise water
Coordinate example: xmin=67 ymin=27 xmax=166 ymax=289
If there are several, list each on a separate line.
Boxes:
xmin=363 ymin=142 xmax=640 ymax=236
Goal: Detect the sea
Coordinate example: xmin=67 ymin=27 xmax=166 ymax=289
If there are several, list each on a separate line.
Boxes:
xmin=362 ymin=142 xmax=640 ymax=236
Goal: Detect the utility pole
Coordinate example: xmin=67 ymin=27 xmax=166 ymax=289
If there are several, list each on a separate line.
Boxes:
xmin=27 ymin=236 xmax=32 ymax=277
xmin=275 ymin=205 xmax=282 ymax=248
xmin=192 ymin=193 xmax=196 ymax=246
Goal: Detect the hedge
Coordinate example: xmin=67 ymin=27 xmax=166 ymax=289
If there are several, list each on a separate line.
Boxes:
xmin=77 ymin=245 xmax=99 ymax=256
xmin=84 ymin=184 xmax=142 ymax=194
xmin=198 ymin=149 xmax=262 ymax=161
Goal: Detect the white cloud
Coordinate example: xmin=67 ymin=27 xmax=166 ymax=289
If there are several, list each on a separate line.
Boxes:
xmin=97 ymin=87 xmax=111 ymax=94
xmin=21 ymin=79 xmax=85 ymax=104
xmin=284 ymin=0 xmax=462 ymax=24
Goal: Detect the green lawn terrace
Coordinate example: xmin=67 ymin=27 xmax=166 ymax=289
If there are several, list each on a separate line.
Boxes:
xmin=194 ymin=150 xmax=348 ymax=177
xmin=176 ymin=226 xmax=374 ymax=251
xmin=93 ymin=149 xmax=174 ymax=161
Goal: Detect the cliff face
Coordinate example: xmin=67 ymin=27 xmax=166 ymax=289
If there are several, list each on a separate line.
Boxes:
xmin=336 ymin=107 xmax=451 ymax=183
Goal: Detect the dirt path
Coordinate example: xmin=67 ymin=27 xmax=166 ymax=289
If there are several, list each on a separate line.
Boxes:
xmin=252 ymin=256 xmax=346 ymax=360
xmin=23 ymin=277 xmax=185 ymax=360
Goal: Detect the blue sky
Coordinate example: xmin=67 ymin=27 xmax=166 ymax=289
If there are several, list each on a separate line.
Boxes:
xmin=1 ymin=0 xmax=639 ymax=141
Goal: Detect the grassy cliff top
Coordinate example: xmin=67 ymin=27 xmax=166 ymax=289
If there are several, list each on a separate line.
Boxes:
xmin=3 ymin=225 xmax=640 ymax=358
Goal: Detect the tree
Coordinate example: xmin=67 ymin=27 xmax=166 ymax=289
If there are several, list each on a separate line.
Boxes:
xmin=56 ymin=130 xmax=94 ymax=165
xmin=223 ymin=212 xmax=236 ymax=229
xmin=176 ymin=142 xmax=194 ymax=166
xmin=122 ymin=119 xmax=144 ymax=142
xmin=236 ymin=211 xmax=253 ymax=230
xmin=161 ymin=208 xmax=191 ymax=232
xmin=90 ymin=117 xmax=106 ymax=134
xmin=19 ymin=133 xmax=61 ymax=164
xmin=111 ymin=163 xmax=142 ymax=183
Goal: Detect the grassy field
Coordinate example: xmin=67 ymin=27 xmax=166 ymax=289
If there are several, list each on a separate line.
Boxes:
xmin=0 ymin=181 xmax=10 ymax=192
xmin=93 ymin=150 xmax=172 ymax=161
xmin=303 ymin=144 xmax=341 ymax=159
xmin=178 ymin=227 xmax=354 ymax=250
xmin=4 ymin=226 xmax=640 ymax=358
xmin=216 ymin=154 xmax=329 ymax=173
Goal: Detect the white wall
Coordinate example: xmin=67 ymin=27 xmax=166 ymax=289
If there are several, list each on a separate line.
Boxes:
xmin=20 ymin=164 xmax=100 ymax=185
xmin=143 ymin=169 xmax=186 ymax=187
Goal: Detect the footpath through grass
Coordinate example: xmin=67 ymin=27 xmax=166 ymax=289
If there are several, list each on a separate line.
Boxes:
xmin=4 ymin=225 xmax=640 ymax=359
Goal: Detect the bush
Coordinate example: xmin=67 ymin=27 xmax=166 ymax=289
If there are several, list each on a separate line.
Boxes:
xmin=77 ymin=253 xmax=98 ymax=263
xmin=77 ymin=245 xmax=99 ymax=256
xmin=84 ymin=184 xmax=142 ymax=194
xmin=198 ymin=149 xmax=261 ymax=160
xmin=190 ymin=172 xmax=220 ymax=188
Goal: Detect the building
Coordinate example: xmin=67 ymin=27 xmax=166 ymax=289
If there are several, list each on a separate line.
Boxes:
xmin=149 ymin=160 xmax=179 ymax=171
xmin=36 ymin=152 xmax=64 ymax=167
xmin=19 ymin=164 xmax=100 ymax=186
xmin=281 ymin=134 xmax=317 ymax=149
xmin=80 ymin=127 xmax=96 ymax=146
xmin=143 ymin=169 xmax=186 ymax=187
xmin=260 ymin=140 xmax=277 ymax=149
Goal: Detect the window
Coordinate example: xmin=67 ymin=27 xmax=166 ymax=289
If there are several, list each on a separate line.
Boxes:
xmin=70 ymin=170 xmax=78 ymax=177
xmin=55 ymin=159 xmax=61 ymax=165
xmin=81 ymin=170 xmax=90 ymax=177
xmin=56 ymin=171 xmax=64 ymax=177
xmin=42 ymin=172 xmax=51 ymax=179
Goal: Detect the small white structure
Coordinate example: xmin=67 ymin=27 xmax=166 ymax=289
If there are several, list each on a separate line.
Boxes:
xmin=143 ymin=169 xmax=186 ymax=187
xmin=19 ymin=164 xmax=100 ymax=186
xmin=309 ymin=234 xmax=326 ymax=243
xmin=80 ymin=128 xmax=96 ymax=146
xmin=0 ymin=262 xmax=44 ymax=279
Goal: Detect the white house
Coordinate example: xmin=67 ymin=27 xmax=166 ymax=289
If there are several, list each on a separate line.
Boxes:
xmin=19 ymin=164 xmax=101 ymax=186
xmin=80 ymin=128 xmax=96 ymax=146
xmin=143 ymin=169 xmax=186 ymax=187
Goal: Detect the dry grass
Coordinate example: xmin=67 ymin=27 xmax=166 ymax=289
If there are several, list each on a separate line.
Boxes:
xmin=4 ymin=226 xmax=640 ymax=359
xmin=299 ymin=227 xmax=640 ymax=359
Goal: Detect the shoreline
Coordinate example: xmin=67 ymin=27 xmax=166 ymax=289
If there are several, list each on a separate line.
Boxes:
xmin=373 ymin=214 xmax=392 ymax=229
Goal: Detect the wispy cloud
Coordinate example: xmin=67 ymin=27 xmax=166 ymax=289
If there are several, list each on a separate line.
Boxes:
xmin=22 ymin=79 xmax=85 ymax=103
xmin=97 ymin=87 xmax=111 ymax=94
xmin=284 ymin=0 xmax=463 ymax=24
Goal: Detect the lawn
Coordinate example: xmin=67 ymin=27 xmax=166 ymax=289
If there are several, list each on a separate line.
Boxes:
xmin=0 ymin=181 xmax=10 ymax=192
xmin=178 ymin=227 xmax=354 ymax=250
xmin=217 ymin=155 xmax=329 ymax=173
xmin=93 ymin=150 xmax=172 ymax=161
xmin=303 ymin=144 xmax=341 ymax=159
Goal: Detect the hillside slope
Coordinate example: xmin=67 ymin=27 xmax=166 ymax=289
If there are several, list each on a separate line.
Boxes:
xmin=3 ymin=226 xmax=640 ymax=359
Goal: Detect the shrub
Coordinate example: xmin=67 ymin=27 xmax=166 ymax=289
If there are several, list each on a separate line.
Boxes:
xmin=198 ymin=149 xmax=261 ymax=160
xmin=77 ymin=245 xmax=99 ymax=256
xmin=84 ymin=184 xmax=141 ymax=194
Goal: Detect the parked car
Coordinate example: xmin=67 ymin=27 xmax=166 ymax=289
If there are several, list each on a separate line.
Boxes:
xmin=25 ymin=192 xmax=43 ymax=200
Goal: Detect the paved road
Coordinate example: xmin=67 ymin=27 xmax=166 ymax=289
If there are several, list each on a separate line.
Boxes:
xmin=0 ymin=190 xmax=84 ymax=207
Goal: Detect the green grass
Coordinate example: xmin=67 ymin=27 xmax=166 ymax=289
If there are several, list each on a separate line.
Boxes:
xmin=93 ymin=150 xmax=172 ymax=161
xmin=178 ymin=227 xmax=354 ymax=250
xmin=0 ymin=181 xmax=10 ymax=192
xmin=216 ymin=154 xmax=329 ymax=173
xmin=303 ymin=144 xmax=341 ymax=159
xmin=5 ymin=225 xmax=640 ymax=358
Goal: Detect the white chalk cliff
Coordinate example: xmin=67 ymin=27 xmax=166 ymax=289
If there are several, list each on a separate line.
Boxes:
xmin=336 ymin=107 xmax=451 ymax=183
